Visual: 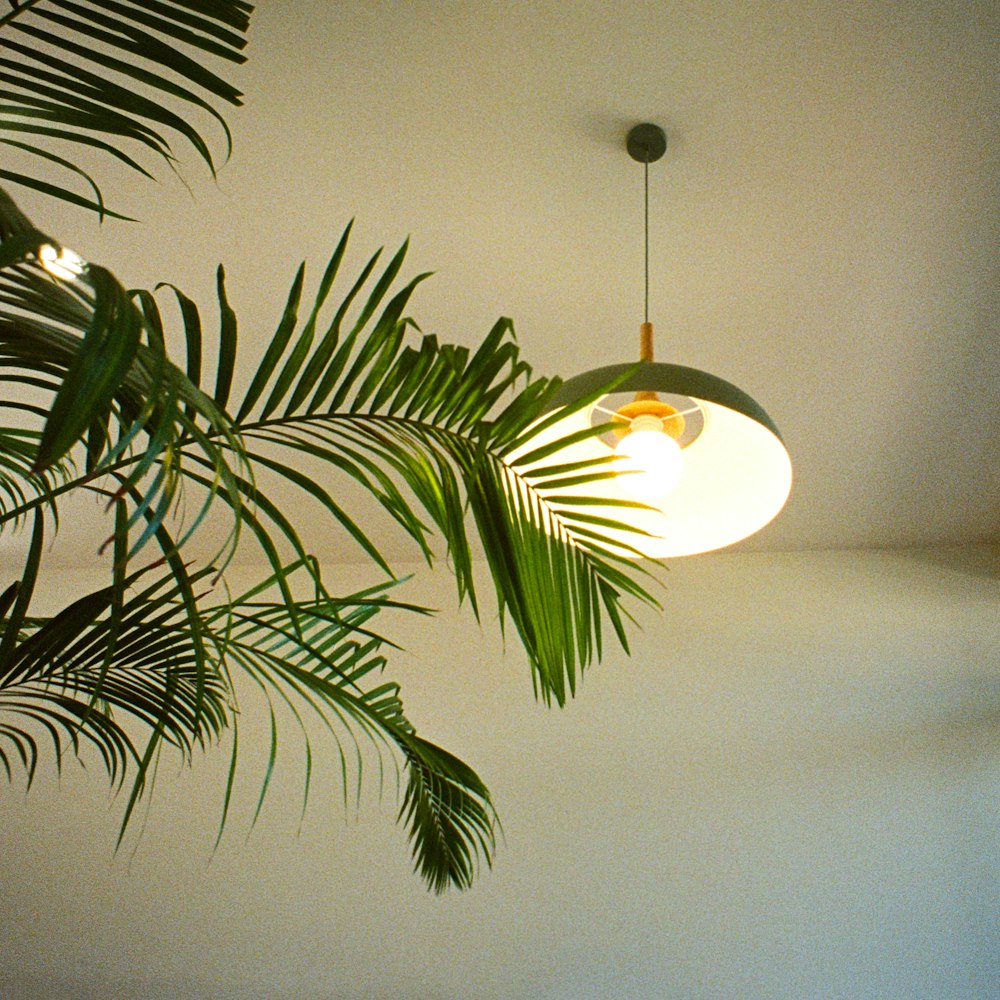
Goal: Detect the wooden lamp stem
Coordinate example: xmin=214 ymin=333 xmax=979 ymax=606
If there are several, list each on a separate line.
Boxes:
xmin=636 ymin=322 xmax=657 ymax=400
xmin=640 ymin=321 xmax=654 ymax=361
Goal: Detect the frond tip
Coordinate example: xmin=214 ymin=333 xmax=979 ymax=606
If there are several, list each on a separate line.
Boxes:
xmin=399 ymin=735 xmax=498 ymax=893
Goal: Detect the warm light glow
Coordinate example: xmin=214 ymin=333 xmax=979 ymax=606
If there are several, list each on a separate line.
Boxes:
xmin=38 ymin=244 xmax=84 ymax=282
xmin=614 ymin=424 xmax=683 ymax=500
xmin=510 ymin=397 xmax=793 ymax=559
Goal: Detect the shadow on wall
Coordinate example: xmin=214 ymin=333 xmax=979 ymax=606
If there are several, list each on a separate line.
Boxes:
xmin=734 ymin=685 xmax=1000 ymax=780
xmin=907 ymin=543 xmax=1000 ymax=580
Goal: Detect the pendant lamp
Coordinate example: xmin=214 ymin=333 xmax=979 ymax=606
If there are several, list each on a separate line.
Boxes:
xmin=518 ymin=124 xmax=792 ymax=559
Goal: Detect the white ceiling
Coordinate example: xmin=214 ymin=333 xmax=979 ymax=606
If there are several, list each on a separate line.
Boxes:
xmin=22 ymin=0 xmax=1000 ymax=561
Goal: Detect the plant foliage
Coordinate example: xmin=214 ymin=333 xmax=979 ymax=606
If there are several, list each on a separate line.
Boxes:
xmin=0 ymin=0 xmax=252 ymax=217
xmin=0 ymin=2 xmax=659 ymax=892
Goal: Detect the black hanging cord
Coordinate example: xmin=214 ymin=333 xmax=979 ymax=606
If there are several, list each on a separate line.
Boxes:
xmin=625 ymin=123 xmax=666 ymax=331
xmin=644 ymin=154 xmax=650 ymax=325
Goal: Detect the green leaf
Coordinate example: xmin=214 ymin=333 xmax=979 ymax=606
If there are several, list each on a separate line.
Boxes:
xmin=237 ymin=261 xmax=305 ymax=421
xmin=399 ymin=734 xmax=497 ymax=894
xmin=213 ymin=265 xmax=237 ymax=409
xmin=34 ymin=265 xmax=141 ymax=471
xmin=0 ymin=0 xmax=252 ymax=217
xmin=0 ymin=508 xmax=44 ymax=674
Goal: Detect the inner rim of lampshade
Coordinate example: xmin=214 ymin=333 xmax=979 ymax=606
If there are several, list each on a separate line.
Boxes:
xmin=592 ymin=391 xmax=706 ymax=449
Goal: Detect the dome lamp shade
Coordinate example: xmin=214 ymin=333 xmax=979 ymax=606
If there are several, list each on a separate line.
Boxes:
xmin=513 ymin=124 xmax=792 ymax=559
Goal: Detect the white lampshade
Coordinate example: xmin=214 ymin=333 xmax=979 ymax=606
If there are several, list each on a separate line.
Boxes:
xmin=509 ymin=363 xmax=792 ymax=559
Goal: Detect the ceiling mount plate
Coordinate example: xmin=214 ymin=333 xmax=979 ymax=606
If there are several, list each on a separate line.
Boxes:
xmin=626 ymin=123 xmax=667 ymax=163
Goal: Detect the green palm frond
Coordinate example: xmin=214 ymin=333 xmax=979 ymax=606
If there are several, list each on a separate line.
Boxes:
xmin=139 ymin=224 xmax=661 ymax=705
xmin=0 ymin=424 xmax=76 ymax=531
xmin=399 ymin=734 xmax=496 ymax=894
xmin=201 ymin=564 xmax=498 ymax=891
xmin=0 ymin=0 xmax=253 ymax=216
xmin=0 ymin=549 xmax=498 ymax=893
xmin=0 ymin=191 xmax=248 ymax=564
xmin=0 ymin=559 xmax=231 ymax=792
xmin=0 ymin=0 xmax=667 ymax=897
xmin=0 ymin=190 xmax=656 ymax=890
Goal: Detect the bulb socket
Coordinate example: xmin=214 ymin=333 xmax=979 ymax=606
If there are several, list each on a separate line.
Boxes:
xmin=612 ymin=399 xmax=686 ymax=440
xmin=628 ymin=414 xmax=665 ymax=434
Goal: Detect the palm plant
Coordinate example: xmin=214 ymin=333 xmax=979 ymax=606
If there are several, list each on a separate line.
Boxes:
xmin=0 ymin=1 xmax=658 ymax=892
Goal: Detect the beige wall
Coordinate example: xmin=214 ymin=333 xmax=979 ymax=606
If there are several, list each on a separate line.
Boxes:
xmin=1 ymin=546 xmax=997 ymax=998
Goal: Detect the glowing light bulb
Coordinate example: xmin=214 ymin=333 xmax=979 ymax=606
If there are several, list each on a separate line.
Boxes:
xmin=614 ymin=415 xmax=683 ymax=500
xmin=38 ymin=244 xmax=84 ymax=282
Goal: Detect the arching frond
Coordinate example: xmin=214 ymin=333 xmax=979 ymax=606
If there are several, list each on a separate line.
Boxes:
xmin=0 ymin=0 xmax=253 ymax=216
xmin=202 ymin=564 xmax=498 ymax=891
xmin=0 ymin=549 xmax=497 ymax=893
xmin=142 ymin=225 xmax=661 ymax=705
xmin=399 ymin=734 xmax=497 ymax=894
xmin=0 ymin=191 xmax=657 ymax=890
xmin=0 ymin=561 xmax=231 ymax=795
